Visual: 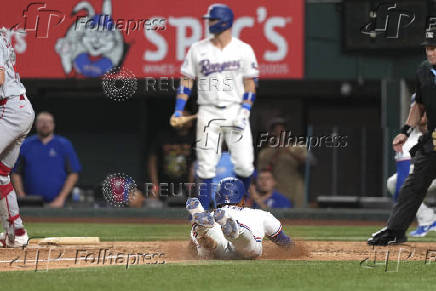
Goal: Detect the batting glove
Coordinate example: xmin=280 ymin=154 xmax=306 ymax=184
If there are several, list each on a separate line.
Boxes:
xmin=233 ymin=107 xmax=250 ymax=130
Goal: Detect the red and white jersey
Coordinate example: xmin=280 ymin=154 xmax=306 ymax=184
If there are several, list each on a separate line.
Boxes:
xmin=181 ymin=37 xmax=259 ymax=107
xmin=218 ymin=205 xmax=282 ymax=241
xmin=0 ymin=29 xmax=26 ymax=98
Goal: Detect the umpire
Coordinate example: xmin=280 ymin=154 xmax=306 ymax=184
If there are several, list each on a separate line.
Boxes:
xmin=368 ymin=30 xmax=436 ymax=245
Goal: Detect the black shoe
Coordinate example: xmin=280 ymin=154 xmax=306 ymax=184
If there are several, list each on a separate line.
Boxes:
xmin=367 ymin=227 xmax=407 ymax=246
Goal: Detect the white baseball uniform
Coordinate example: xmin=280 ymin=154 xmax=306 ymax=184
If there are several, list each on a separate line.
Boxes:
xmin=191 ymin=205 xmax=283 ymax=259
xmin=0 ymin=28 xmax=34 ymax=236
xmin=181 ymin=37 xmax=259 ymax=179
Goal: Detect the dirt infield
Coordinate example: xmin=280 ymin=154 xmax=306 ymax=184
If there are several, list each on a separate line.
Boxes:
xmin=1 ymin=240 xmax=436 ymax=272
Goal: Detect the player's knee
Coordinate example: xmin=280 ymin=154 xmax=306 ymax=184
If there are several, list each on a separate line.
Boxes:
xmin=386 ymin=175 xmax=396 ymax=195
xmin=233 ymin=165 xmax=254 ymax=178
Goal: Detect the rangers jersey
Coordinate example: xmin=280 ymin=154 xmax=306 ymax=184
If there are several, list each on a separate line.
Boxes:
xmin=0 ymin=29 xmax=26 ymax=98
xmin=181 ymin=37 xmax=259 ymax=107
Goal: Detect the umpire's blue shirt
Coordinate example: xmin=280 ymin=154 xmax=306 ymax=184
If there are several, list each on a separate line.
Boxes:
xmin=13 ymin=135 xmax=82 ymax=202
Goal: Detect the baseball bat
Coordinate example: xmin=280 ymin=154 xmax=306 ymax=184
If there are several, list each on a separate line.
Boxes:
xmin=170 ymin=114 xmax=197 ymax=128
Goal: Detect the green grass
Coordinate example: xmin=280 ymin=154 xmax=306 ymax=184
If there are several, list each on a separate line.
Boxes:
xmin=2 ymin=260 xmax=436 ymax=291
xmin=4 ymin=222 xmax=436 ymax=290
xmin=24 ymin=223 xmax=436 ymax=242
xmin=25 ymin=223 xmax=192 ymax=241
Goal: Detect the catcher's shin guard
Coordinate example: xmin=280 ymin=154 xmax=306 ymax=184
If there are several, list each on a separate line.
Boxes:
xmin=0 ymin=175 xmax=25 ymax=244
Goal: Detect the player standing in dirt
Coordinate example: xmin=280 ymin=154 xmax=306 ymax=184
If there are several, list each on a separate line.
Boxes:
xmin=170 ymin=4 xmax=259 ymax=209
xmin=0 ymin=28 xmax=35 ymax=247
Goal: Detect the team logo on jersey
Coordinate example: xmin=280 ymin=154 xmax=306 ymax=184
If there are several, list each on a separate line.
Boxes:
xmin=199 ymin=59 xmax=240 ymax=76
xmin=54 ymin=0 xmax=128 ymax=77
xmin=49 ymin=148 xmax=57 ymax=157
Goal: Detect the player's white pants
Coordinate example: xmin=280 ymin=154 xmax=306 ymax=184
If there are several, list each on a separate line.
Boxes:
xmin=416 ymin=203 xmax=436 ymax=226
xmin=190 ymin=223 xmax=232 ymax=259
xmin=196 ymin=104 xmax=254 ymax=179
xmin=386 ymin=174 xmax=397 ymax=196
xmin=225 ymin=222 xmax=263 ymax=259
xmin=191 ymin=222 xmax=262 ymax=259
xmin=0 ymin=95 xmax=34 ymax=167
xmin=0 ymin=95 xmax=34 ymax=233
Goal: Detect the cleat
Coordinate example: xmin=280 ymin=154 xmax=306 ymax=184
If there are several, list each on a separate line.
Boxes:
xmin=186 ymin=198 xmax=204 ymax=215
xmin=409 ymin=225 xmax=431 ymax=237
xmin=192 ymin=212 xmax=215 ymax=228
xmin=1 ymin=229 xmax=29 ymax=248
xmin=213 ymin=208 xmax=228 ymax=226
xmin=429 ymin=221 xmax=436 ymax=232
xmin=222 ymin=218 xmax=239 ymax=240
xmin=367 ymin=227 xmax=407 ymax=246
xmin=213 ymin=209 xmax=239 ymax=239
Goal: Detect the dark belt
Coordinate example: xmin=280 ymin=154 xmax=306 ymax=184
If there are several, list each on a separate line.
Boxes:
xmin=0 ymin=94 xmax=25 ymax=106
xmin=215 ymin=105 xmax=227 ymax=109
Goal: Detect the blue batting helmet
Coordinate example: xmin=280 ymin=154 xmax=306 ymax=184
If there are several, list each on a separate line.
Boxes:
xmin=203 ymin=4 xmax=234 ymax=34
xmin=215 ymin=177 xmax=245 ymax=206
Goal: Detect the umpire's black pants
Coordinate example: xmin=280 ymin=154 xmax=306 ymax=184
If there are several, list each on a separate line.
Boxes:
xmin=388 ymin=149 xmax=436 ymax=234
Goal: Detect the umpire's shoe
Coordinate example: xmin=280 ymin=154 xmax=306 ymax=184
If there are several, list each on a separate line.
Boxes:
xmin=367 ymin=227 xmax=407 ymax=246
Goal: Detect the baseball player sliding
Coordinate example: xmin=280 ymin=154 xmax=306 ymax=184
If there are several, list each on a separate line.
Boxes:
xmin=170 ymin=4 xmax=258 ymax=209
xmin=0 ymin=28 xmax=34 ymax=247
xmin=187 ymin=177 xmax=292 ymax=259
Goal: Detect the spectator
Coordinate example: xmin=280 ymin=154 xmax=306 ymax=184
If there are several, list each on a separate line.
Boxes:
xmin=257 ymin=117 xmax=307 ymax=207
xmin=148 ymin=111 xmax=194 ymax=200
xmin=11 ymin=111 xmax=82 ymax=207
xmin=250 ymin=169 xmax=292 ymax=209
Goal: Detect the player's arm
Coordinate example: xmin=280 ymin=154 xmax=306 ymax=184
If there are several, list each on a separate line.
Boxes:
xmin=173 ymin=45 xmax=196 ymax=119
xmin=173 ymin=77 xmax=194 ymax=117
xmin=240 ymin=44 xmax=258 ymax=113
xmin=264 ymin=212 xmax=293 ymax=248
xmin=242 ymin=77 xmax=256 ymax=109
xmin=0 ymin=69 xmax=4 ymax=86
xmin=269 ymin=229 xmax=292 ymax=248
xmin=0 ymin=42 xmax=5 ymax=86
xmin=233 ymin=45 xmax=259 ymax=130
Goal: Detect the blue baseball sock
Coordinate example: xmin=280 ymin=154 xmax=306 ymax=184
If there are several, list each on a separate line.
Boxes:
xmin=395 ymin=160 xmax=411 ymax=202
xmin=198 ymin=178 xmax=213 ymax=210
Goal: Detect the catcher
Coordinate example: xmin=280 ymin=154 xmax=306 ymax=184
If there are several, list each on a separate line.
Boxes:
xmin=186 ymin=177 xmax=292 ymax=259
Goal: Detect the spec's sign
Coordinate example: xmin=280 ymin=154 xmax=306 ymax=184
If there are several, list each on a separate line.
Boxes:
xmin=1 ymin=0 xmax=304 ymax=79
